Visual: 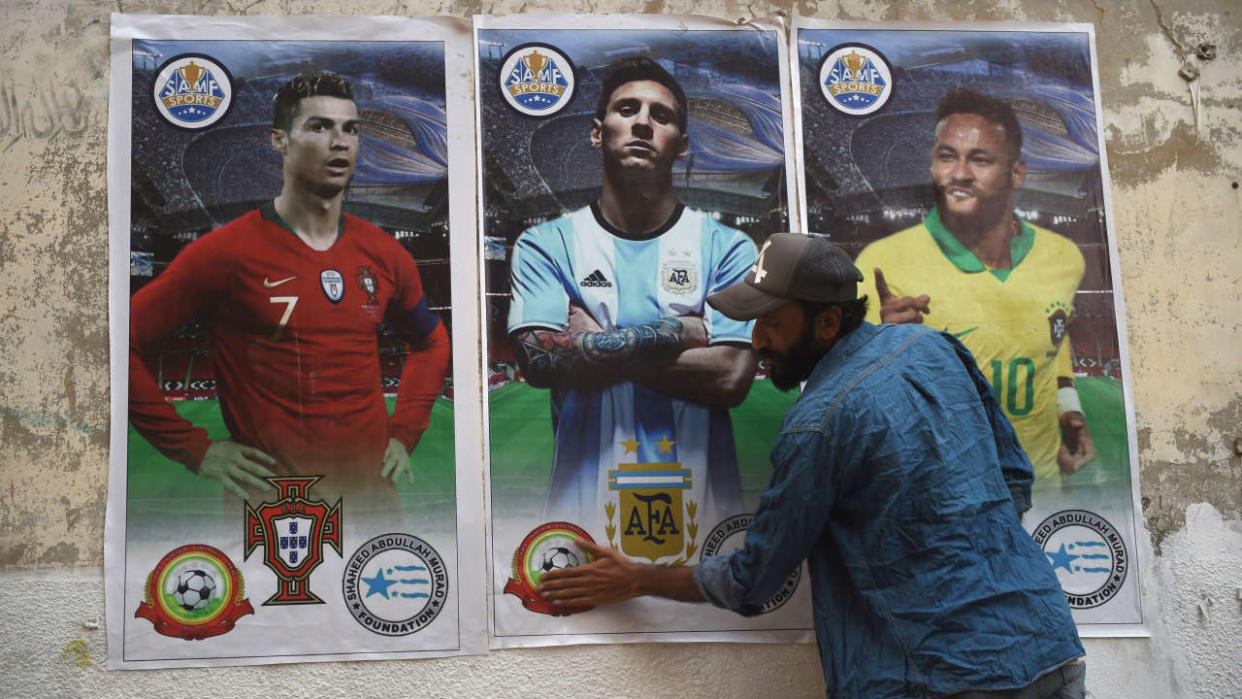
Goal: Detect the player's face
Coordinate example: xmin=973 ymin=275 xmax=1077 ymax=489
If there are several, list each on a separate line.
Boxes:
xmin=930 ymin=112 xmax=1025 ymax=226
xmin=272 ymin=95 xmax=360 ymax=198
xmin=591 ymin=80 xmax=688 ymax=174
xmin=751 ymin=302 xmax=824 ymax=392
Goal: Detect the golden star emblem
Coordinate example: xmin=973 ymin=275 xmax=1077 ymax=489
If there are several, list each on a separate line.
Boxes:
xmin=621 ymin=436 xmax=640 ymax=455
xmin=656 ymin=434 xmax=675 ymax=454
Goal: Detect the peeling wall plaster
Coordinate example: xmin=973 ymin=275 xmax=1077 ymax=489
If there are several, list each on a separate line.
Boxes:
xmin=0 ymin=0 xmax=1239 ymax=696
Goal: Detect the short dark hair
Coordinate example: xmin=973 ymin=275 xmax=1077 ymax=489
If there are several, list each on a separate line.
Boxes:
xmin=934 ymin=87 xmax=1022 ymax=163
xmin=595 ymin=56 xmax=688 ymax=134
xmin=272 ymin=72 xmax=355 ymax=131
xmin=802 ymin=296 xmax=870 ymax=339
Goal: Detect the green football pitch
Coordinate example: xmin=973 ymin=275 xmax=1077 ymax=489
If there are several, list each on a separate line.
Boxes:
xmin=127 ymin=375 xmax=1129 ymax=516
xmin=126 ymin=397 xmax=457 ymax=503
xmin=486 ymin=378 xmax=799 ymax=520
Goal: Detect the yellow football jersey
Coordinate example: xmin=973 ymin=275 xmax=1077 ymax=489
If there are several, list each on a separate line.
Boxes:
xmin=855 ymin=210 xmax=1084 ymax=485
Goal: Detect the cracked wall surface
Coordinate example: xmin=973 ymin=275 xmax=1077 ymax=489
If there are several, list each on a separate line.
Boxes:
xmin=0 ymin=0 xmax=1238 ymax=696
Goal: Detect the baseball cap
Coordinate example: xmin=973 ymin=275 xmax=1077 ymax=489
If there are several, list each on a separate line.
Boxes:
xmin=707 ymin=233 xmax=862 ymax=321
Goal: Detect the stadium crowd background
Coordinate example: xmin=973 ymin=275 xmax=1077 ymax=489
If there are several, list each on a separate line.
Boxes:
xmin=129 ymin=43 xmax=454 ymax=401
xmin=478 ymin=31 xmax=791 ymax=374
xmin=797 ymin=34 xmax=1125 ymax=381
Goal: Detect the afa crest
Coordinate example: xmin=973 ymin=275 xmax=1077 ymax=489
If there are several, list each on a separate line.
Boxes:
xmin=151 ymin=54 xmax=234 ymax=129
xmin=661 ymin=263 xmax=697 ymax=295
xmin=498 ymin=44 xmax=576 ymax=117
xmin=244 ymin=476 xmax=342 ymax=605
xmin=607 ymin=457 xmax=697 ymax=565
xmin=818 ymin=44 xmax=893 ymax=116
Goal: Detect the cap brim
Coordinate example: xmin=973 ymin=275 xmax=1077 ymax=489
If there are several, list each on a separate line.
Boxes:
xmin=706 ymin=282 xmax=793 ymax=321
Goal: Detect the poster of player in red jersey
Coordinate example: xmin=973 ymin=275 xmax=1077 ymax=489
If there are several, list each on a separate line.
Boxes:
xmin=105 ymin=15 xmax=485 ymax=668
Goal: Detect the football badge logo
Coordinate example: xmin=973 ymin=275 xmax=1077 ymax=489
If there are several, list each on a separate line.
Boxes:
xmin=498 ymin=44 xmax=575 ymax=117
xmin=152 ymin=54 xmax=234 ymax=129
xmin=1032 ymin=509 xmax=1128 ymax=609
xmin=343 ymin=533 xmax=449 ymax=636
xmin=702 ymin=515 xmax=801 ymax=614
xmin=244 ymin=476 xmax=342 ymax=605
xmin=606 ymin=445 xmax=697 ymax=565
xmin=504 ymin=522 xmax=596 ymax=616
xmin=818 ymin=44 xmax=893 ymax=116
xmin=1045 ymin=300 xmax=1071 ymax=355
xmin=134 ymin=544 xmax=254 ymax=640
xmin=355 ymin=266 xmax=380 ymax=305
xmin=321 ymin=269 xmax=345 ymax=303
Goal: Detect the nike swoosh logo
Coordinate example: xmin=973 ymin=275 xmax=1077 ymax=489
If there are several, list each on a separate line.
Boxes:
xmin=263 ymin=276 xmax=296 ymax=289
xmin=951 ymin=326 xmax=979 ymax=339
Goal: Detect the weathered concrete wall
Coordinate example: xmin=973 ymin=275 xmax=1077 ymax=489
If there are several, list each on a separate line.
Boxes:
xmin=1 ymin=0 xmax=1238 ymax=696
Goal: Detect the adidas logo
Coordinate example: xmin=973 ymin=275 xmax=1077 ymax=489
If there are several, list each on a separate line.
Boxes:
xmin=579 ymin=270 xmax=612 ymax=288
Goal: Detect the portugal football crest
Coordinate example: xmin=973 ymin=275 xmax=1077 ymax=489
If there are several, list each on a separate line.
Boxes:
xmin=244 ymin=476 xmax=342 ymax=605
xmin=134 ymin=544 xmax=254 ymax=640
xmin=355 ymin=266 xmax=380 ymax=305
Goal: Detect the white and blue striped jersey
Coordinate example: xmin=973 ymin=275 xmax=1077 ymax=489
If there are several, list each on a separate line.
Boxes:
xmin=508 ymin=204 xmax=757 ymax=544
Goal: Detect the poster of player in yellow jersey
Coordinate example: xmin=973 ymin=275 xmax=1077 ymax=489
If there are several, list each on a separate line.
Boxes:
xmin=793 ymin=21 xmax=1145 ymax=631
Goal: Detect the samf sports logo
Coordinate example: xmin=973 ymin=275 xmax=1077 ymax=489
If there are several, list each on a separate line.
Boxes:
xmin=343 ymin=533 xmax=448 ymax=636
xmin=504 ymin=521 xmax=596 ymax=616
xmin=244 ymin=476 xmax=342 ymax=605
xmin=1032 ymin=509 xmax=1128 ymax=609
xmin=134 ymin=544 xmax=254 ymax=640
xmin=151 ymin=54 xmax=234 ymax=129
xmin=702 ymin=514 xmax=801 ymax=614
xmin=498 ymin=44 xmax=575 ymax=117
xmin=818 ymin=44 xmax=893 ymax=116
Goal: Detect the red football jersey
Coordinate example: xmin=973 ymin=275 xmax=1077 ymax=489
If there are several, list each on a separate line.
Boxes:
xmin=129 ymin=204 xmax=450 ymax=493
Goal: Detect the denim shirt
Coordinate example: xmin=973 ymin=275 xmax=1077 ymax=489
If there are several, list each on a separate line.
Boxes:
xmin=694 ymin=323 xmax=1083 ymax=697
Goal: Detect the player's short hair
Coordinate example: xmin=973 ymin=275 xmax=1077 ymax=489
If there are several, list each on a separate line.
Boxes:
xmin=934 ymin=87 xmax=1023 ymax=163
xmin=272 ymin=72 xmax=355 ymax=131
xmin=595 ymin=56 xmax=688 ymax=134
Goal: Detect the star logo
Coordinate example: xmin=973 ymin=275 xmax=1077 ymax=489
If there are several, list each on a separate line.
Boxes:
xmin=363 ymin=568 xmax=397 ymax=598
xmin=1045 ymin=542 xmax=1079 ymax=574
xmin=621 ymin=436 xmax=640 ymax=455
xmin=655 ymin=434 xmax=675 ymax=454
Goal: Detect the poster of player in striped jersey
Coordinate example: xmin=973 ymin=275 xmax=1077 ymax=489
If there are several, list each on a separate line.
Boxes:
xmin=477 ymin=15 xmax=813 ymax=646
xmin=793 ymin=20 xmax=1145 ymax=632
xmin=105 ymin=15 xmax=486 ymax=668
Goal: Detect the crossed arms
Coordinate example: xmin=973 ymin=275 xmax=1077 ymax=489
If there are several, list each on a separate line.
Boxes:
xmin=510 ymin=304 xmax=755 ymax=408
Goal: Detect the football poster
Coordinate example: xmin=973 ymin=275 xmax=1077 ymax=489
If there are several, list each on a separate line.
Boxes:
xmin=793 ymin=20 xmax=1146 ymax=633
xmin=477 ymin=14 xmax=814 ymax=647
xmin=104 ymin=15 xmax=487 ymax=668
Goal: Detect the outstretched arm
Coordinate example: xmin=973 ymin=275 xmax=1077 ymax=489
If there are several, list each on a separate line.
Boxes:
xmin=539 ymin=538 xmax=703 ymax=609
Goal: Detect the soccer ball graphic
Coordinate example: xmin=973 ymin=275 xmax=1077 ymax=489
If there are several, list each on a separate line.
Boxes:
xmin=173 ymin=570 xmax=217 ymax=611
xmin=539 ymin=546 xmax=580 ymax=573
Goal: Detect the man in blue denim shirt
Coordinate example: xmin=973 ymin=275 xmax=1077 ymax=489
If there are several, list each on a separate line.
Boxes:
xmin=540 ymin=233 xmax=1085 ymax=697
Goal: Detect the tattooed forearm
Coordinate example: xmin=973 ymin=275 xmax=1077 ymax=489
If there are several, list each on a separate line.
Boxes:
xmin=580 ymin=318 xmax=683 ymax=364
xmin=512 ymin=318 xmax=687 ymax=388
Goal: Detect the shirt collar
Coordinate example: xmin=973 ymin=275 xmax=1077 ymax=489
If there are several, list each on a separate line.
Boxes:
xmin=923 ymin=206 xmax=1034 ymax=282
xmin=261 ymin=201 xmax=346 ymax=242
xmin=803 ymin=322 xmax=883 ymax=392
